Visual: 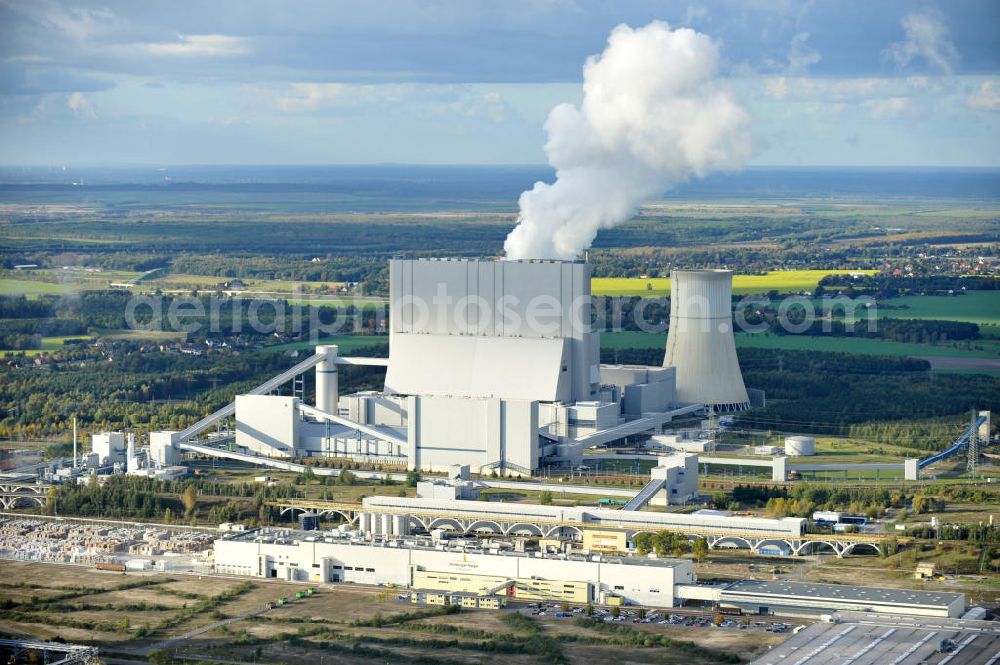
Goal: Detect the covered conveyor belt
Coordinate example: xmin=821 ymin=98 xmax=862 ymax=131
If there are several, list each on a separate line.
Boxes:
xmin=299 ymin=403 xmax=408 ymax=448
xmin=621 ymin=477 xmax=666 ymax=511
xmin=554 ymin=404 xmax=704 ymax=456
xmin=177 ymin=352 xmax=327 ymax=441
xmin=919 ymin=415 xmax=987 ymax=469
xmin=335 ymin=356 xmax=389 ymax=366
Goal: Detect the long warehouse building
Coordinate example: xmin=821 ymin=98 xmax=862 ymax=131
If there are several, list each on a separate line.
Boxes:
xmin=212 ymin=529 xmax=965 ymax=618
xmin=214 ymin=527 xmax=694 ymax=607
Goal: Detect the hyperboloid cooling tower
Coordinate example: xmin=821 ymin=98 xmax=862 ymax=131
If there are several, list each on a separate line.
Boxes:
xmin=663 ymin=269 xmax=750 ymax=412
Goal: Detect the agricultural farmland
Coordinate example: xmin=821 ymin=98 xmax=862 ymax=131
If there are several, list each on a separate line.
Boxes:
xmin=590 ymin=270 xmax=878 ymax=297
xmin=878 ymin=291 xmax=1000 ymax=327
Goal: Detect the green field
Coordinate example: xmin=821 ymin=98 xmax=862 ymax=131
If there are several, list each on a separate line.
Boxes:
xmin=879 ymin=291 xmax=1000 ymax=326
xmin=283 ymin=297 xmax=388 ymax=308
xmin=600 ymin=329 xmax=997 ymax=360
xmin=0 ymin=278 xmax=76 ymax=297
xmin=734 ymin=332 xmax=997 ymax=358
xmin=148 ymin=272 xmax=348 ymax=294
xmin=94 ymin=328 xmax=188 ymax=342
xmin=0 ymin=271 xmax=349 ymax=298
xmin=265 ymin=334 xmax=389 ymax=353
xmin=591 ymin=270 xmax=878 ymax=297
xmin=0 ymin=335 xmax=93 ymax=357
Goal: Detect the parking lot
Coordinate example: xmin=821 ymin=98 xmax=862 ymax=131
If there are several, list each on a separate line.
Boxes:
xmin=512 ymin=602 xmax=797 ymax=634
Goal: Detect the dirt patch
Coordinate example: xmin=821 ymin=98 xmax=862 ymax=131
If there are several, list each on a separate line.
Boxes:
xmin=0 ymin=560 xmax=139 ymax=590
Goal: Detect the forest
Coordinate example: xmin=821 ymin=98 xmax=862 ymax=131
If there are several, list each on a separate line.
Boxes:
xmin=605 ymin=346 xmax=1000 ymax=436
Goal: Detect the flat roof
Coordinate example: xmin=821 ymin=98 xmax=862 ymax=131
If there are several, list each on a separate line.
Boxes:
xmin=724 ymin=580 xmax=962 ymax=609
xmin=753 ymin=616 xmax=1000 ymax=665
xmin=362 ymin=496 xmax=806 ymax=533
xmin=221 ymin=527 xmax=688 ymax=569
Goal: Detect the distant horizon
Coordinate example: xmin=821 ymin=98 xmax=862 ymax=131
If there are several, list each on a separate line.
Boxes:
xmin=2 ymin=162 xmax=996 ymax=204
xmin=2 ymin=163 xmax=999 ymax=171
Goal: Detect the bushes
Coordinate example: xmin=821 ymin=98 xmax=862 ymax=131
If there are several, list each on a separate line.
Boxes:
xmin=912 ymin=495 xmax=947 ymax=514
xmin=633 ymin=530 xmax=690 ymax=557
xmin=152 ymin=581 xmax=256 ymax=633
xmin=729 ymin=483 xmax=911 ymax=517
xmin=350 ymin=607 xmax=455 ymax=627
xmin=573 ymin=618 xmax=741 ymax=663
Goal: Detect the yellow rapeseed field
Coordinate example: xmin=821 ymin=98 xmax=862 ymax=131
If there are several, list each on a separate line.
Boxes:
xmin=591 ymin=269 xmax=878 ymax=297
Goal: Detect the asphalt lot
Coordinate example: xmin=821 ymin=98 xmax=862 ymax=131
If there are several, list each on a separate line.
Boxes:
xmin=752 ymin=615 xmax=1000 ymax=665
xmin=509 ymin=601 xmax=798 ymax=634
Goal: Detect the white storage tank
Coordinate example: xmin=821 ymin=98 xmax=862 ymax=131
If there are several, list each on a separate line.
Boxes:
xmin=785 ymin=436 xmax=816 ymax=456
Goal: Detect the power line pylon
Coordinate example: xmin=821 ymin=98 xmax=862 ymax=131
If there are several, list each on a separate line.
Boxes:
xmin=968 ymin=409 xmax=980 ymax=477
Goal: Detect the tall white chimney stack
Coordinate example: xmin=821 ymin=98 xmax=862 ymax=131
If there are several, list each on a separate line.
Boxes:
xmin=315 ymin=345 xmax=339 ymax=414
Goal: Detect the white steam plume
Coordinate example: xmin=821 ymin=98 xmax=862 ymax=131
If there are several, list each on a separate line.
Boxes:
xmin=504 ymin=21 xmax=750 ymax=261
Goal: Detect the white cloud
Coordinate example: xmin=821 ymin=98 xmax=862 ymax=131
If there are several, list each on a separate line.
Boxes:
xmin=143 ymin=34 xmax=250 ymax=57
xmin=275 ymin=83 xmax=347 ymax=111
xmin=683 ymin=5 xmax=711 ymax=26
xmin=66 ymin=91 xmax=95 ymax=118
xmin=786 ymin=32 xmax=821 ymax=75
xmin=448 ymin=91 xmax=510 ymax=123
xmin=885 ymin=10 xmax=958 ymax=74
xmin=762 ymin=76 xmax=898 ymax=102
xmin=863 ymin=96 xmax=911 ymax=119
xmin=967 ymin=80 xmax=1000 ymax=111
xmin=765 ymin=76 xmax=788 ymax=99
xmin=273 ymin=82 xmax=514 ymax=122
xmin=7 ymin=1 xmax=122 ymax=41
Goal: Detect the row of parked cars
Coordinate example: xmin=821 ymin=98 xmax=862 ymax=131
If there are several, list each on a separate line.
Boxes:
xmin=525 ymin=602 xmax=587 ymax=618
xmin=520 ymin=603 xmax=795 ymax=633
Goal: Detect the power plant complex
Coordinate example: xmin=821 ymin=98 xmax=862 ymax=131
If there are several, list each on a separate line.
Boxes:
xmin=153 ymin=258 xmax=752 ymax=476
xmin=7 ymin=256 xmax=988 ymax=623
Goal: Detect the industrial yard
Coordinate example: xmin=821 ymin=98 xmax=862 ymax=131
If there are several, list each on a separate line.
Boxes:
xmin=0 ymin=517 xmax=214 ymax=568
xmin=0 ymin=559 xmax=784 ymax=664
xmin=1 ymin=0 xmax=999 ymax=662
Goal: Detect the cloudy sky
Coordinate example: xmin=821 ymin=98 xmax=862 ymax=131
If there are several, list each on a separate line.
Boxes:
xmin=0 ymin=0 xmax=998 ymax=166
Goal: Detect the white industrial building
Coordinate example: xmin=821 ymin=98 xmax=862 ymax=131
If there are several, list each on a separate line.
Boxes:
xmin=214 ymin=527 xmax=695 ymax=607
xmin=648 ymin=430 xmax=715 ymax=453
xmin=710 ymin=580 xmax=965 ymax=618
xmin=211 ymin=528 xmax=962 ymax=617
xmin=91 ymin=432 xmax=125 ymax=466
xmin=154 ymin=258 xmax=755 ymax=476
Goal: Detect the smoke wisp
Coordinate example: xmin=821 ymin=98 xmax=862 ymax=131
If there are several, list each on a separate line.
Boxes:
xmin=503 ymin=21 xmax=750 ymax=261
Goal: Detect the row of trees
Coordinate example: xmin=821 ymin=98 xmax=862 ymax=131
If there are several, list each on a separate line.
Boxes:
xmin=727 ymin=483 xmax=948 ymax=519
xmin=603 ymin=346 xmax=999 ymax=436
xmin=632 ymin=531 xmax=709 ymax=561
xmin=820 ymin=274 xmax=1000 ymax=296
xmin=0 ymin=340 xmax=388 ymax=440
xmin=43 ymin=473 xmax=320 ymax=524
